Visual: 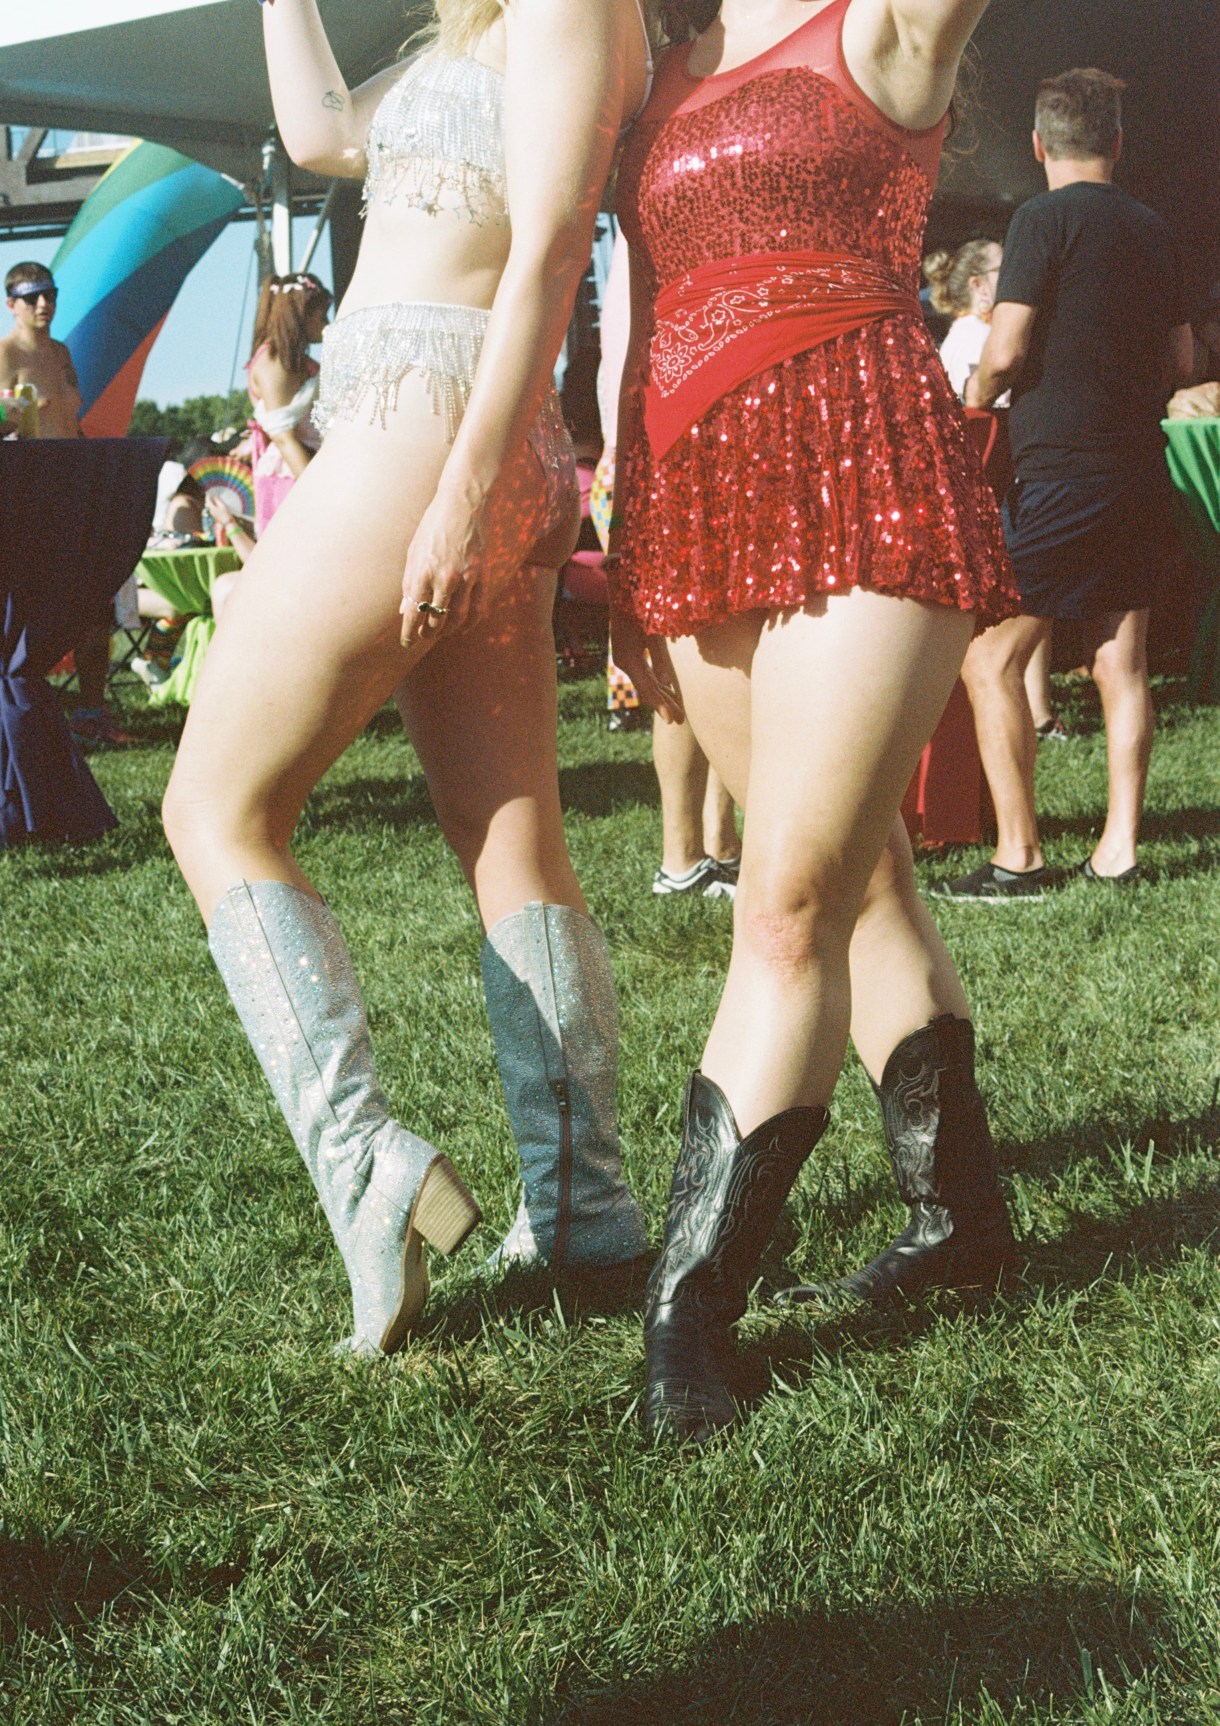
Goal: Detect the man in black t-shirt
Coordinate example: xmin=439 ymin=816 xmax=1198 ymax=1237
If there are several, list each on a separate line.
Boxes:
xmin=941 ymin=69 xmax=1193 ymax=902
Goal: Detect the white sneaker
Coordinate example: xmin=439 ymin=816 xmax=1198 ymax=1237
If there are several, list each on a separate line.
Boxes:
xmin=131 ymin=656 xmax=168 ymax=688
xmin=653 ymin=857 xmax=718 ymax=896
xmin=703 ymin=857 xmax=740 ymax=899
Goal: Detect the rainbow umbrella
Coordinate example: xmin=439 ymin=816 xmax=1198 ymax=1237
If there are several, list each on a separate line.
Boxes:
xmin=52 ymin=140 xmax=244 ymax=438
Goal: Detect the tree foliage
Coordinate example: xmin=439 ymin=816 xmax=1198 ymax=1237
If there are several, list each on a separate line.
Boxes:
xmin=128 ymin=393 xmax=253 ymax=449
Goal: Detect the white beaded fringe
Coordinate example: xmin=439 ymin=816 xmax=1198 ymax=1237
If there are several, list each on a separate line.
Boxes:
xmin=315 ymin=302 xmax=489 ymax=443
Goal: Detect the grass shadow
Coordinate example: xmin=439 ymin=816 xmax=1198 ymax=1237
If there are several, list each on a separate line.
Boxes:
xmin=1037 ymin=804 xmax=1220 ymax=849
xmin=0 ymin=1534 xmax=243 ymax=1648
xmin=552 ymin=1583 xmax=1180 ymax=1725
xmin=427 ymin=1253 xmax=655 ymax=1344
xmin=1017 ymin=1178 xmax=1220 ymax=1299
xmin=739 ymin=1104 xmax=1220 ymax=1398
xmin=999 ymin=1101 xmax=1220 ymax=1190
xmin=558 ymin=760 xmax=661 ymax=820
xmin=302 ymin=773 xmax=438 ymax=835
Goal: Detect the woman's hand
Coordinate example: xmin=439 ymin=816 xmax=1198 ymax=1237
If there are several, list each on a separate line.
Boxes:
xmin=609 ymin=596 xmax=684 ymax=724
xmin=399 ymin=488 xmax=486 ymax=647
xmin=1167 ymin=382 xmax=1220 ymax=420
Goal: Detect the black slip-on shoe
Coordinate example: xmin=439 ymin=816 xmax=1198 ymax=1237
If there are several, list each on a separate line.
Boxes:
xmin=1077 ymin=858 xmax=1141 ymax=885
xmin=935 ymin=861 xmax=1068 ymax=903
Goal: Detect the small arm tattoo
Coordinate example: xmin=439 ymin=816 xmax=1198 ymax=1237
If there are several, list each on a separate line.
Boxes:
xmin=322 ymin=89 xmax=345 ymax=111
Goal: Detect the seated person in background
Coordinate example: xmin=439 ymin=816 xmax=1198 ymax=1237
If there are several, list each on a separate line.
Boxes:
xmin=1167 ymin=286 xmax=1220 ymax=418
xmin=203 ymin=495 xmax=256 ymax=623
xmin=159 ymin=471 xmax=207 ymax=540
xmin=2 ymin=261 xmax=134 ymax=745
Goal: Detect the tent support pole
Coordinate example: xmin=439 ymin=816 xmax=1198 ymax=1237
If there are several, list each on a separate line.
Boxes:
xmin=269 ymin=136 xmax=293 ymax=274
xmin=298 ymin=181 xmax=336 ymax=275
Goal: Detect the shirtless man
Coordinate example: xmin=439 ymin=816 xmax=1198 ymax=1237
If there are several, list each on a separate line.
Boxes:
xmin=2 ymin=262 xmax=134 ymax=744
xmin=1 ymin=262 xmax=83 ymax=437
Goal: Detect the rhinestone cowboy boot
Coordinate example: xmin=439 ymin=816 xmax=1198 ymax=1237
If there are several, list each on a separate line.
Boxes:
xmin=209 ymin=880 xmax=481 ymax=1355
xmin=480 ymin=901 xmax=648 ymax=1271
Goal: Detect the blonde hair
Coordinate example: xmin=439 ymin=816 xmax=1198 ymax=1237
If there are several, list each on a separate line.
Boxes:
xmin=429 ymin=0 xmax=503 ymax=55
xmin=423 ymin=0 xmax=663 ymax=56
xmin=923 ymin=239 xmax=998 ymax=317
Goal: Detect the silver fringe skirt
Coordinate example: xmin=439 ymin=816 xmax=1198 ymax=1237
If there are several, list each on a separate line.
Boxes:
xmin=315 ymin=300 xmax=576 ymax=532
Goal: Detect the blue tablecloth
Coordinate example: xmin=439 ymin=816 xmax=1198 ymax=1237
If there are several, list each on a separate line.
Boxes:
xmin=0 ymin=437 xmax=167 ymax=846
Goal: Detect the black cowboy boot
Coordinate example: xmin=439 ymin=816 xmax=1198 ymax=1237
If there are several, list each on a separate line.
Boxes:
xmin=644 ymin=1071 xmax=828 ymax=1444
xmin=781 ymin=1015 xmax=1014 ymax=1310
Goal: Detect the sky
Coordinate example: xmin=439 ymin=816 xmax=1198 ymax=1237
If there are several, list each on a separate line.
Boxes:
xmin=0 ymin=214 xmax=334 ymax=408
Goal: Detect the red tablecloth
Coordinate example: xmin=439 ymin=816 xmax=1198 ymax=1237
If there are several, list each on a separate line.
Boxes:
xmin=902 ymin=408 xmax=1009 ymax=846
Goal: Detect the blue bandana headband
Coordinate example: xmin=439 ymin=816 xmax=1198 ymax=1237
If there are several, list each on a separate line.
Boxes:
xmin=9 ymin=280 xmax=56 ymax=302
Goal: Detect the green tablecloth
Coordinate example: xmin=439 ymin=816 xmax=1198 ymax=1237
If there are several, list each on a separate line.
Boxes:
xmin=1163 ymin=417 xmax=1220 ymax=702
xmin=135 ymin=546 xmax=240 ymax=707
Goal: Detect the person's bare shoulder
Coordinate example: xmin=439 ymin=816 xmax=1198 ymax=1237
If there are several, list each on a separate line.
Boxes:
xmin=0 ymin=332 xmax=19 ymax=381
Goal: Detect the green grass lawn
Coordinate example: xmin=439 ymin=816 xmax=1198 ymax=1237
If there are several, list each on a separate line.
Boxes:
xmin=2 ymin=674 xmax=1219 ymax=1725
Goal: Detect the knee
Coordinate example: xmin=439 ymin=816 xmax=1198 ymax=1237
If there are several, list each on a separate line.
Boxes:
xmin=162 ymin=761 xmax=289 ymax=866
xmin=1090 ymin=650 xmax=1144 ymax=699
xmin=735 ymin=863 xmax=856 ymax=978
xmin=161 ymin=764 xmax=210 ymax=865
xmin=962 ymin=637 xmax=1019 ymax=698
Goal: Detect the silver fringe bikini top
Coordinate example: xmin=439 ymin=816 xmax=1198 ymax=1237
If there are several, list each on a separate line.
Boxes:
xmin=363 ymin=3 xmax=654 ymax=229
xmin=364 ymin=52 xmax=508 ymax=227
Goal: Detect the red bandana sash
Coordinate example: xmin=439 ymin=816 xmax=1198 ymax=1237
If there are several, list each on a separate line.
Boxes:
xmin=644 ymin=249 xmax=921 ymax=459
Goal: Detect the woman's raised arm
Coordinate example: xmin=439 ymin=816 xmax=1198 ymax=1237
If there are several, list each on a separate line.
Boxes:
xmin=844 ymin=0 xmax=992 ymax=131
xmin=260 ymin=0 xmax=399 ymax=178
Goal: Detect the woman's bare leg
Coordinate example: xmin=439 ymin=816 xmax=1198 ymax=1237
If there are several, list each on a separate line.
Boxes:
xmin=396 ymin=569 xmax=584 ymax=929
xmin=163 ymin=370 xmax=561 ymax=916
xmin=704 ymin=765 xmax=741 ymax=864
xmin=670 ymin=610 xmax=972 ymax=1094
xmin=162 ymin=389 xmax=459 ymax=917
xmin=398 ymin=570 xmax=647 ymax=1268
xmin=652 ymin=715 xmax=711 ymax=878
xmin=847 ymin=817 xmax=969 ymax=1083
xmin=671 ymin=592 xmax=973 ymax=1134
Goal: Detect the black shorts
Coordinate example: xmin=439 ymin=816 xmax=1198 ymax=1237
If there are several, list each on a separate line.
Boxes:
xmin=1002 ymin=468 xmax=1178 ymax=621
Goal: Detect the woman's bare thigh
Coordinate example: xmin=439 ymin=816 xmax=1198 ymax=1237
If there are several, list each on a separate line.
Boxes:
xmin=396 ymin=568 xmax=585 ymax=926
xmin=165 ymin=371 xmax=552 ymax=912
xmin=672 ymin=593 xmax=972 ymax=903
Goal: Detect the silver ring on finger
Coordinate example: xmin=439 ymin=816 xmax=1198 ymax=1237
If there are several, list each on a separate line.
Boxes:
xmin=416 ymin=601 xmax=449 ymax=618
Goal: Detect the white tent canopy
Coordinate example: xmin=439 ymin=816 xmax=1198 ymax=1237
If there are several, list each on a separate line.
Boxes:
xmin=0 ymin=0 xmax=427 ymax=183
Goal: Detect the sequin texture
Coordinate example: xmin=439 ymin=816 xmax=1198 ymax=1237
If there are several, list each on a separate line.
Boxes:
xmin=481 ymin=903 xmax=648 ymax=1269
xmin=364 ymin=52 xmax=508 ymax=227
xmin=615 ymin=65 xmax=1019 ymax=634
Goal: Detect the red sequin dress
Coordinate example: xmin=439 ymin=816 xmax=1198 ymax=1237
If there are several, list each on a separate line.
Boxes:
xmin=615 ymin=0 xmax=1018 ymax=636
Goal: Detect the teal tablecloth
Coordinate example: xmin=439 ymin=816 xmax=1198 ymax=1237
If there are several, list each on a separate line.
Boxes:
xmin=1163 ymin=417 xmax=1220 ymax=702
xmin=135 ymin=546 xmax=239 ymax=708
